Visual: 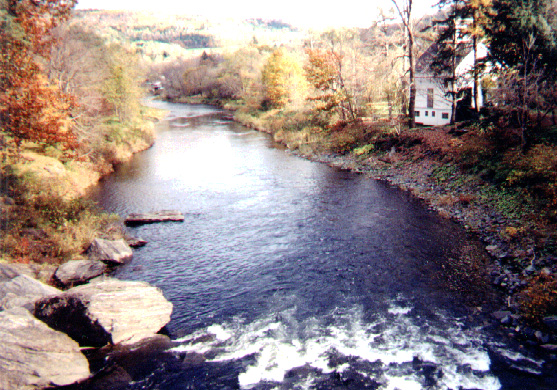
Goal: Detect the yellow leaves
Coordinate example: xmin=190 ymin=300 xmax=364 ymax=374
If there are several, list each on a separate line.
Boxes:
xmin=262 ymin=49 xmax=306 ymax=109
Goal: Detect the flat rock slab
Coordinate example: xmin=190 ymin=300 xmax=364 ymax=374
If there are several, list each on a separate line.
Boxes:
xmin=0 ymin=274 xmax=61 ymax=311
xmin=54 ymin=260 xmax=108 ymax=288
xmin=35 ymin=278 xmax=173 ymax=347
xmin=0 ymin=307 xmax=90 ymax=389
xmin=87 ymin=238 xmax=133 ymax=265
xmin=125 ymin=210 xmax=184 ymax=225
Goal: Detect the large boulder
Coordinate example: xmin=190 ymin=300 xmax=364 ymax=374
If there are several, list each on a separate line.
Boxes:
xmin=35 ymin=278 xmax=173 ymax=347
xmin=0 ymin=263 xmax=55 ymax=283
xmin=87 ymin=238 xmax=133 ymax=265
xmin=54 ymin=260 xmax=107 ymax=288
xmin=0 ymin=274 xmax=61 ymax=311
xmin=0 ymin=307 xmax=90 ymax=389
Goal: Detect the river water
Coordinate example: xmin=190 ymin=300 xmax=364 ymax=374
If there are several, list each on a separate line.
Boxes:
xmin=89 ymin=100 xmax=554 ymax=389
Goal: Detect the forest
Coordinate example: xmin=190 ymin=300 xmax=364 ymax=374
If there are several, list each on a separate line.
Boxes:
xmin=1 ymin=0 xmax=557 ymax=328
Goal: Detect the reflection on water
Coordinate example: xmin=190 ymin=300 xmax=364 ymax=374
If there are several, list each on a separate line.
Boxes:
xmin=87 ymin=100 xmax=554 ymax=389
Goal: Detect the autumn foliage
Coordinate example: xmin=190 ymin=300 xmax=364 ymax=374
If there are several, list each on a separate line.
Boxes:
xmin=0 ymin=0 xmax=77 ymax=149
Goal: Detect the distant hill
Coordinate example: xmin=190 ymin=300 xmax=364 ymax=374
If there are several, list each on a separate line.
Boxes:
xmin=73 ymin=10 xmax=305 ymax=62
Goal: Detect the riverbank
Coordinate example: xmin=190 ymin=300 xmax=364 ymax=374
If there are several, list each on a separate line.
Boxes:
xmin=0 ymin=104 xmax=167 ymax=266
xmin=233 ymin=107 xmax=557 ymax=349
xmin=0 ymin=105 xmax=175 ymax=389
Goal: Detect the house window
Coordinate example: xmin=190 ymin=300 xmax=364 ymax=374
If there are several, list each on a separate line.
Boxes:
xmin=427 ymin=88 xmax=434 ymax=108
xmin=442 ymin=113 xmax=449 ymax=119
xmin=425 ymin=111 xmax=429 ymax=117
xmin=415 ymin=111 xmax=420 ymax=117
xmin=432 ymin=111 xmax=436 ymax=117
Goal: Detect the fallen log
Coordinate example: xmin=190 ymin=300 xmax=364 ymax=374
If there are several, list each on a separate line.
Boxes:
xmin=124 ymin=210 xmax=184 ymax=225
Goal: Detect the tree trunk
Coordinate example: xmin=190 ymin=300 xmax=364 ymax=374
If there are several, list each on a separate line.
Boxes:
xmin=472 ymin=13 xmax=480 ymax=113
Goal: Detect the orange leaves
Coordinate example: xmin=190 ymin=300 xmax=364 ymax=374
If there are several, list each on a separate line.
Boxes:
xmin=1 ymin=0 xmax=77 ymax=149
xmin=304 ymin=49 xmax=341 ymax=92
xmin=10 ymin=0 xmax=77 ymax=56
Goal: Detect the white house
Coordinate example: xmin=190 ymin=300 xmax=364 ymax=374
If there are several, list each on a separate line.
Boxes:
xmin=414 ymin=42 xmax=488 ymax=126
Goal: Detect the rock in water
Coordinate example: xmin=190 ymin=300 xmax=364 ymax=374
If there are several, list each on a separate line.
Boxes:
xmin=125 ymin=210 xmax=184 ymax=225
xmin=54 ymin=260 xmax=107 ymax=288
xmin=0 ymin=274 xmax=61 ymax=311
xmin=87 ymin=238 xmax=133 ymax=265
xmin=0 ymin=307 xmax=90 ymax=389
xmin=35 ymin=278 xmax=173 ymax=347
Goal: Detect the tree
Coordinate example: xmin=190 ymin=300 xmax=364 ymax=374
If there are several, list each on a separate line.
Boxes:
xmin=0 ymin=0 xmax=77 ymax=148
xmin=429 ymin=1 xmax=471 ymax=123
xmin=305 ymin=48 xmax=356 ymax=122
xmin=261 ymin=48 xmax=305 ymax=109
xmin=391 ymin=0 xmax=417 ymax=127
xmin=486 ymin=0 xmax=557 ymax=147
xmin=262 ymin=49 xmax=290 ymax=108
xmin=100 ymin=45 xmax=143 ymax=123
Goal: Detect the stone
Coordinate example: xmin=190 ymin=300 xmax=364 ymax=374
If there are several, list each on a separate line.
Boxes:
xmin=87 ymin=238 xmax=133 ymax=265
xmin=543 ymin=316 xmax=557 ymax=332
xmin=54 ymin=260 xmax=108 ymax=287
xmin=124 ymin=210 xmax=184 ymax=225
xmin=0 ymin=274 xmax=61 ymax=311
xmin=35 ymin=278 xmax=173 ymax=347
xmin=0 ymin=307 xmax=90 ymax=389
xmin=126 ymin=236 xmax=148 ymax=248
xmin=0 ymin=264 xmax=21 ymax=282
xmin=491 ymin=310 xmax=512 ymax=322
xmin=485 ymin=245 xmax=498 ymax=253
xmin=0 ymin=263 xmax=55 ymax=283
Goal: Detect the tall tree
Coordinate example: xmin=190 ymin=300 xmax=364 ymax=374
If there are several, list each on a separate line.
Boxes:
xmin=0 ymin=0 xmax=77 ymax=148
xmin=391 ymin=0 xmax=417 ymax=127
xmin=305 ymin=48 xmax=356 ymax=122
xmin=486 ymin=0 xmax=557 ymax=147
xmin=261 ymin=49 xmax=292 ymax=109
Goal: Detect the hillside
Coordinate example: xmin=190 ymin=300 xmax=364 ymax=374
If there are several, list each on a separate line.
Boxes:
xmin=73 ymin=10 xmax=307 ymax=62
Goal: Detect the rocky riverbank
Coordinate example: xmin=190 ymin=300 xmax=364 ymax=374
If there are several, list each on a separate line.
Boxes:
xmin=0 ymin=238 xmax=173 ymax=390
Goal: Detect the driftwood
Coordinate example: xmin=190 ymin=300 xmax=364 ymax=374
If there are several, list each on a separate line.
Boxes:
xmin=124 ymin=210 xmax=184 ymax=226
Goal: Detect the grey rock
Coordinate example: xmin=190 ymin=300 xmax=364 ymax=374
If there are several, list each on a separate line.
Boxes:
xmin=0 ymin=263 xmax=55 ymax=283
xmin=0 ymin=307 xmax=90 ymax=389
xmin=491 ymin=310 xmax=512 ymax=321
xmin=87 ymin=238 xmax=133 ymax=265
xmin=54 ymin=260 xmax=107 ymax=287
xmin=125 ymin=210 xmax=184 ymax=225
xmin=485 ymin=245 xmax=498 ymax=253
xmin=543 ymin=316 xmax=557 ymax=332
xmin=0 ymin=264 xmax=21 ymax=282
xmin=541 ymin=344 xmax=557 ymax=351
xmin=35 ymin=278 xmax=173 ymax=347
xmin=126 ymin=236 xmax=148 ymax=248
xmin=0 ymin=274 xmax=61 ymax=311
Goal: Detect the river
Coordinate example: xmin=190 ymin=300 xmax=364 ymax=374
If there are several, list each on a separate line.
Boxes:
xmin=88 ymin=100 xmax=554 ymax=389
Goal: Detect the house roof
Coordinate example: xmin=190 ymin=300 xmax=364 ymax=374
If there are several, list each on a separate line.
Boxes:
xmin=416 ymin=41 xmax=473 ymax=75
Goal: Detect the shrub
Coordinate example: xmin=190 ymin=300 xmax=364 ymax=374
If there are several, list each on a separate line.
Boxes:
xmin=519 ymin=273 xmax=557 ymax=327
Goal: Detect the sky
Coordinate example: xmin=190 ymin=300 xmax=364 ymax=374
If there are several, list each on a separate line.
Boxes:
xmin=75 ymin=0 xmax=441 ymax=29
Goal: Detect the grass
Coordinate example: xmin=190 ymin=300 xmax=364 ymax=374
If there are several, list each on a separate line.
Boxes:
xmin=0 ymin=105 xmax=159 ymax=266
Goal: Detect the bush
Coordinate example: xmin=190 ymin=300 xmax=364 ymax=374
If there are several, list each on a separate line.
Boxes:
xmin=504 ymin=144 xmax=557 ymax=212
xmin=519 ymin=273 xmax=557 ymax=327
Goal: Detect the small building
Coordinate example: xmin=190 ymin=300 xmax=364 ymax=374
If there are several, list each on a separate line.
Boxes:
xmin=414 ymin=42 xmax=488 ymax=126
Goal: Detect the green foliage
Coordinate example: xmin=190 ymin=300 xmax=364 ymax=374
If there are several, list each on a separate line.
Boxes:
xmin=354 ymin=143 xmax=375 ymax=155
xmin=101 ymin=45 xmax=143 ymax=123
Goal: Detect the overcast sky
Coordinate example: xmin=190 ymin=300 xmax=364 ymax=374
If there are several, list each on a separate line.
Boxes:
xmin=75 ymin=0 xmax=441 ymax=28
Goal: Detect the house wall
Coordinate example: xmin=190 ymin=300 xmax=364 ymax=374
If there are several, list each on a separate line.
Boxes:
xmin=415 ymin=76 xmax=453 ymax=126
xmin=414 ymin=43 xmax=488 ymax=126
